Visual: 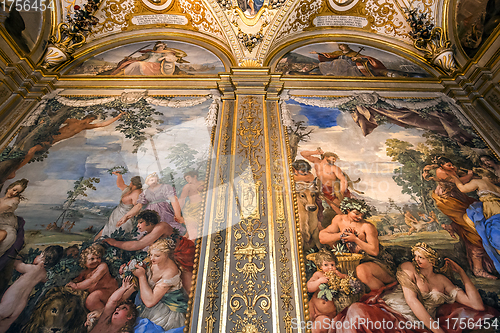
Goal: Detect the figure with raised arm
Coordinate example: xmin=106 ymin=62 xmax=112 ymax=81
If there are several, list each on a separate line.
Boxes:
xmin=104 ymin=210 xmax=195 ymax=295
xmin=87 ymin=276 xmax=138 ymax=333
xmin=9 ymin=112 xmax=125 ymax=180
xmin=132 ymin=239 xmax=188 ymax=331
xmin=453 ymin=167 xmax=500 ymax=274
xmin=116 ymin=172 xmax=186 ymax=236
xmin=423 ymin=156 xmax=496 ymax=279
xmin=301 ymin=148 xmax=349 ymax=214
xmin=95 ymin=172 xmax=142 ymax=240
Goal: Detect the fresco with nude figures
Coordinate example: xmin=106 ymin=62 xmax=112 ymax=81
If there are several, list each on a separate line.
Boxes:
xmin=0 ymin=91 xmax=211 ymax=333
xmin=286 ymin=93 xmax=500 ymax=332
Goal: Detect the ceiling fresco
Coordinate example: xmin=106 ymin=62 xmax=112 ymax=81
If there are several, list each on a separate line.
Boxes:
xmin=36 ymin=0 xmax=446 ymax=68
xmin=276 ymin=42 xmax=433 ymax=77
xmin=68 ymin=40 xmax=226 ymax=75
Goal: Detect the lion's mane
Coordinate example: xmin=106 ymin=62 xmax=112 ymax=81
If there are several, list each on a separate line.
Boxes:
xmin=22 ymin=286 xmax=87 ymax=333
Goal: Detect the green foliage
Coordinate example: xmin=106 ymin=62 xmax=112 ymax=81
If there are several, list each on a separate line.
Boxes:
xmin=102 ymin=228 xmax=144 ymax=278
xmin=107 ymin=165 xmax=129 ymax=175
xmin=386 ymin=138 xmax=432 ymax=207
xmin=385 ymin=130 xmax=481 ymax=215
xmin=45 ymin=257 xmax=82 ymax=289
xmin=0 ymin=147 xmax=26 ymax=162
xmin=317 ymin=283 xmax=336 ymax=301
xmin=28 ymin=151 xmax=49 ymax=164
xmin=65 ymin=177 xmax=100 ymax=206
xmin=111 ymin=99 xmax=163 ymax=153
xmin=159 ymin=143 xmax=207 ymax=191
xmin=34 ymin=97 xmax=164 ymax=156
xmin=54 ymin=177 xmax=100 ymax=227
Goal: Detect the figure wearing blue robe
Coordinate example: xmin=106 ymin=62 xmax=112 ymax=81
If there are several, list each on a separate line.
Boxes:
xmin=466 ymin=201 xmax=500 ymax=273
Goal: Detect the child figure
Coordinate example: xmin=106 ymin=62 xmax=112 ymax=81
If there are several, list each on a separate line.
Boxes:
xmin=0 ymin=245 xmax=64 ymax=333
xmin=307 ymin=249 xmax=347 ymax=333
xmin=67 ymin=243 xmax=118 ymax=311
xmin=86 ymin=276 xmax=138 ymax=333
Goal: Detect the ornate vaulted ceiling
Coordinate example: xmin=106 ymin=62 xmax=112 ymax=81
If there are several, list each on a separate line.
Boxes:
xmin=0 ymin=0 xmax=499 ymax=146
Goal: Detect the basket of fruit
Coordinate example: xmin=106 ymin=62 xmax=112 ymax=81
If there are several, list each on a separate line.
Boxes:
xmin=319 ymin=271 xmax=364 ymax=313
xmin=333 ymin=243 xmax=364 ymax=274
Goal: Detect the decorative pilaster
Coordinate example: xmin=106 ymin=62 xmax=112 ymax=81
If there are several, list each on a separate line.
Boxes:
xmin=192 ymin=68 xmax=305 ymax=333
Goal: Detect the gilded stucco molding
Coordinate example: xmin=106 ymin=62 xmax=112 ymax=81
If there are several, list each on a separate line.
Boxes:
xmin=85 ymin=0 xmax=226 ymax=41
xmin=201 ymin=99 xmax=232 ymax=333
xmin=269 ymin=102 xmax=294 ymax=333
xmin=237 ymin=96 xmax=264 ymax=178
xmin=228 ymin=95 xmax=271 ymax=333
xmin=269 ymin=0 xmax=445 ymax=57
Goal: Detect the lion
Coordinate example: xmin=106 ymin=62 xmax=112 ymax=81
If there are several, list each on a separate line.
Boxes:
xmin=22 ymin=286 xmax=88 ymax=333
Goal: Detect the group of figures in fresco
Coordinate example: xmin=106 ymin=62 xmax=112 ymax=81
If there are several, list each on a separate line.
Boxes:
xmin=0 ymin=170 xmax=202 ymax=333
xmin=1 ymin=90 xmax=500 ymax=333
xmin=0 ymin=92 xmax=211 ymax=332
xmin=290 ymin=110 xmax=500 ymax=331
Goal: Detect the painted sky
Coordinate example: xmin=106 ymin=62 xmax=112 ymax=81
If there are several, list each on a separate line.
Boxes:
xmin=7 ymin=100 xmax=213 ymax=207
xmin=291 ymin=102 xmax=428 ymax=208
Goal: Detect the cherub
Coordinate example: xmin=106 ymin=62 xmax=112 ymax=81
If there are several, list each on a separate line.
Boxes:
xmin=67 ymin=243 xmax=118 ymax=311
xmin=86 ymin=276 xmax=138 ymax=333
xmin=307 ymin=249 xmax=347 ymax=333
xmin=0 ymin=245 xmax=64 ymax=332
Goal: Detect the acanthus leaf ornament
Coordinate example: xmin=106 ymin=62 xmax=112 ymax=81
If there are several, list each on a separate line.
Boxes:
xmin=404 ymin=7 xmax=457 ymax=74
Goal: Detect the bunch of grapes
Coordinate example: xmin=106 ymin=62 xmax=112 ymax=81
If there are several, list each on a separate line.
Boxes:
xmin=349 ymin=278 xmax=364 ymax=294
xmin=325 ymin=271 xmax=341 ymax=291
xmin=340 ymin=228 xmax=359 ymax=253
xmin=340 ymin=278 xmax=351 ymax=294
xmin=324 ymin=270 xmax=365 ymax=296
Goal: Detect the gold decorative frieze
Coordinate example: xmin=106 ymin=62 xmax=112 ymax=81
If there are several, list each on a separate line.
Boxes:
xmin=269 ymin=106 xmax=294 ymax=333
xmin=204 ymin=101 xmax=233 ymax=333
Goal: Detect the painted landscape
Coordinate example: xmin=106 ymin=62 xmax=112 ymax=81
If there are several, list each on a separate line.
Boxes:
xmin=0 ymin=92 xmax=211 ymax=332
xmin=288 ymin=93 xmax=500 ymax=331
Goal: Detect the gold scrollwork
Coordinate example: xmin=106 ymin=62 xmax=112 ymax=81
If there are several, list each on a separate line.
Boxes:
xmin=205 ymin=181 xmax=228 ymax=333
xmin=91 ymin=0 xmax=139 ymax=35
xmin=230 ymin=173 xmax=270 ymax=333
xmin=273 ymin=0 xmax=323 ymax=44
xmin=364 ymin=0 xmax=405 ymax=35
xmin=237 ymin=96 xmax=264 ymax=178
xmin=270 ymin=107 xmax=293 ymax=332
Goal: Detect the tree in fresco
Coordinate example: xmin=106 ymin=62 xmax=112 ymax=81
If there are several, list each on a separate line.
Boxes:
xmin=288 ymin=120 xmax=313 ymax=159
xmin=386 ymin=138 xmax=434 ymax=213
xmin=385 ymin=131 xmax=487 ymax=222
xmin=0 ymin=97 xmax=163 ymax=186
xmin=159 ymin=143 xmax=207 ymax=191
xmin=48 ymin=177 xmax=100 ymax=231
